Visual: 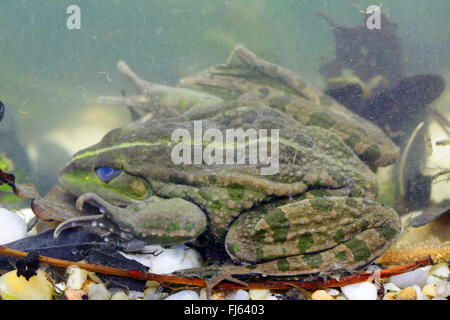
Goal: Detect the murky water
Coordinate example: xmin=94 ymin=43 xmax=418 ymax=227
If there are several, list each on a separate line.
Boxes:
xmin=0 ymin=0 xmax=449 ymax=209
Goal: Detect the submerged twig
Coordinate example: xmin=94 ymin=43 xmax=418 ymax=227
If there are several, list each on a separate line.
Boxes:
xmin=0 ymin=246 xmax=434 ymax=293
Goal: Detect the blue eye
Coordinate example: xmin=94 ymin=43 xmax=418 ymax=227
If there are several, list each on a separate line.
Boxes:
xmin=95 ymin=167 xmax=121 ymax=183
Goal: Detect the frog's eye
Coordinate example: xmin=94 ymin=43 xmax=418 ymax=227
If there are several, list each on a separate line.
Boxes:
xmin=95 ymin=167 xmax=121 ymax=183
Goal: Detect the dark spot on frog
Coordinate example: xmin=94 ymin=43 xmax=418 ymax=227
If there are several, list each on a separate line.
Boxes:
xmin=310 ymin=198 xmax=334 ymax=212
xmin=264 ymin=208 xmax=290 ymax=243
xmin=344 ymin=134 xmax=361 ymax=149
xmin=268 ymin=95 xmax=293 ymax=110
xmin=334 ymin=250 xmax=347 ymax=262
xmin=333 ymin=229 xmax=345 ymax=243
xmin=303 ymin=253 xmax=323 ymax=269
xmin=375 ymin=224 xmax=398 ymax=241
xmin=344 ymin=238 xmax=371 ymax=261
xmin=252 ymin=228 xmax=267 ymax=243
xmin=183 ymin=220 xmax=196 ymax=233
xmin=306 ymin=112 xmax=337 ymax=129
xmin=227 ymin=242 xmax=241 ymax=256
xmin=277 ymin=258 xmax=290 ymax=271
xmin=165 ymin=221 xmax=180 ymax=233
xmin=297 ymin=232 xmax=314 ymax=253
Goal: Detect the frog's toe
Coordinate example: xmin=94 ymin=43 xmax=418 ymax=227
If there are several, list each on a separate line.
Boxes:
xmin=53 ymin=214 xmax=106 ymax=238
xmin=75 ymin=193 xmax=117 ymax=213
xmin=205 ymin=272 xmax=249 ymax=299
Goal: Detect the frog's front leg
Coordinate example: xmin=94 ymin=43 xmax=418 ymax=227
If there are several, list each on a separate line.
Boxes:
xmin=54 ymin=193 xmax=207 ymax=250
xmin=225 ymin=197 xmax=402 ymax=276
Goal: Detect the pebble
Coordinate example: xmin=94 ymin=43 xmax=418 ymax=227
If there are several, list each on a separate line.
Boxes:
xmin=128 ymin=290 xmax=145 ymax=300
xmin=412 ymin=285 xmax=430 ymax=300
xmin=65 ymin=289 xmax=88 ymax=300
xmin=430 ymin=263 xmax=449 ymax=279
xmin=311 ymin=290 xmax=335 ymax=300
xmin=341 ymin=281 xmax=378 ymax=300
xmin=86 ymin=283 xmax=111 ymax=300
xmin=0 ymin=269 xmax=53 ymax=300
xmin=390 ymin=268 xmax=429 ymax=289
xmin=422 ymin=284 xmax=438 ymax=297
xmin=326 ymin=288 xmax=341 ymax=296
xmin=164 ymin=290 xmax=199 ymax=300
xmin=383 ymin=287 xmax=417 ymax=300
xmin=144 ymin=291 xmax=168 ymax=300
xmin=249 ymin=289 xmax=271 ymax=300
xmin=111 ymin=291 xmax=129 ymax=300
xmin=120 ymin=244 xmax=203 ymax=274
xmin=0 ymin=208 xmax=27 ymax=245
xmin=426 ymin=276 xmax=448 ymax=297
xmin=66 ymin=266 xmax=88 ymax=290
xmin=198 ymin=289 xmax=227 ymax=300
xmin=383 ymin=282 xmax=401 ymax=292
xmin=227 ymin=289 xmax=250 ymax=300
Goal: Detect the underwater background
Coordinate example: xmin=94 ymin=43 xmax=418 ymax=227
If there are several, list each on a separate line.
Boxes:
xmin=0 ymin=0 xmax=449 ymax=202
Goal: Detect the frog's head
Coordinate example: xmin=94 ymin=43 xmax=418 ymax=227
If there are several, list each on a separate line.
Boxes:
xmin=59 ymin=127 xmax=154 ymax=206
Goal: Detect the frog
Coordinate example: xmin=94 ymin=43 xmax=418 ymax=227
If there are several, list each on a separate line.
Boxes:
xmin=49 ymin=45 xmax=401 ymax=294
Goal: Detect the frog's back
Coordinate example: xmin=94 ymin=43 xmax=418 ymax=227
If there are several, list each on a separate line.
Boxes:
xmin=92 ymin=100 xmax=377 ymax=240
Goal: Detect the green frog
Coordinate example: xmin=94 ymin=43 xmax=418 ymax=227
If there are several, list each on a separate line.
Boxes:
xmin=53 ymin=46 xmax=401 ymax=292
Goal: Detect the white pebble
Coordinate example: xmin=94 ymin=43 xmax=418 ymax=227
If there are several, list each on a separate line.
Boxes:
xmin=227 ymin=289 xmax=250 ymax=300
xmin=383 ymin=282 xmax=401 ymax=292
xmin=15 ymin=208 xmax=36 ymax=223
xmin=341 ymin=282 xmax=378 ymax=300
xmin=390 ymin=268 xmax=428 ymax=289
xmin=128 ymin=290 xmax=145 ymax=300
xmin=0 ymin=208 xmax=27 ymax=245
xmin=120 ymin=244 xmax=202 ymax=274
xmin=426 ymin=275 xmax=448 ymax=297
xmin=86 ymin=283 xmax=111 ymax=300
xmin=111 ymin=291 xmax=129 ymax=300
xmin=164 ymin=290 xmax=199 ymax=300
xmin=180 ymin=246 xmax=203 ymax=269
xmin=431 ymin=296 xmax=447 ymax=300
xmin=412 ymin=285 xmax=430 ymax=300
xmin=66 ymin=266 xmax=88 ymax=290
xmin=430 ymin=263 xmax=449 ymax=279
xmin=326 ymin=288 xmax=341 ymax=296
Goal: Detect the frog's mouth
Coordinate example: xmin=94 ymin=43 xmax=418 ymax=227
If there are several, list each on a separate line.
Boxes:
xmin=53 ymin=192 xmax=147 ymax=252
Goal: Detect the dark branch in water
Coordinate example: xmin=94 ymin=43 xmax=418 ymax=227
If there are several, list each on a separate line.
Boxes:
xmin=0 ymin=101 xmax=4 ymax=122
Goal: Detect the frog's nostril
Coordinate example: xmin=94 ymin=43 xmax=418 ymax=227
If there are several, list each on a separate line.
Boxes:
xmin=95 ymin=167 xmax=121 ymax=183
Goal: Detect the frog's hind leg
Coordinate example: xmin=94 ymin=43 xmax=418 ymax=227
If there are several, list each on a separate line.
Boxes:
xmin=244 ymin=225 xmax=402 ymax=277
xmin=225 ymin=197 xmax=402 ymax=276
